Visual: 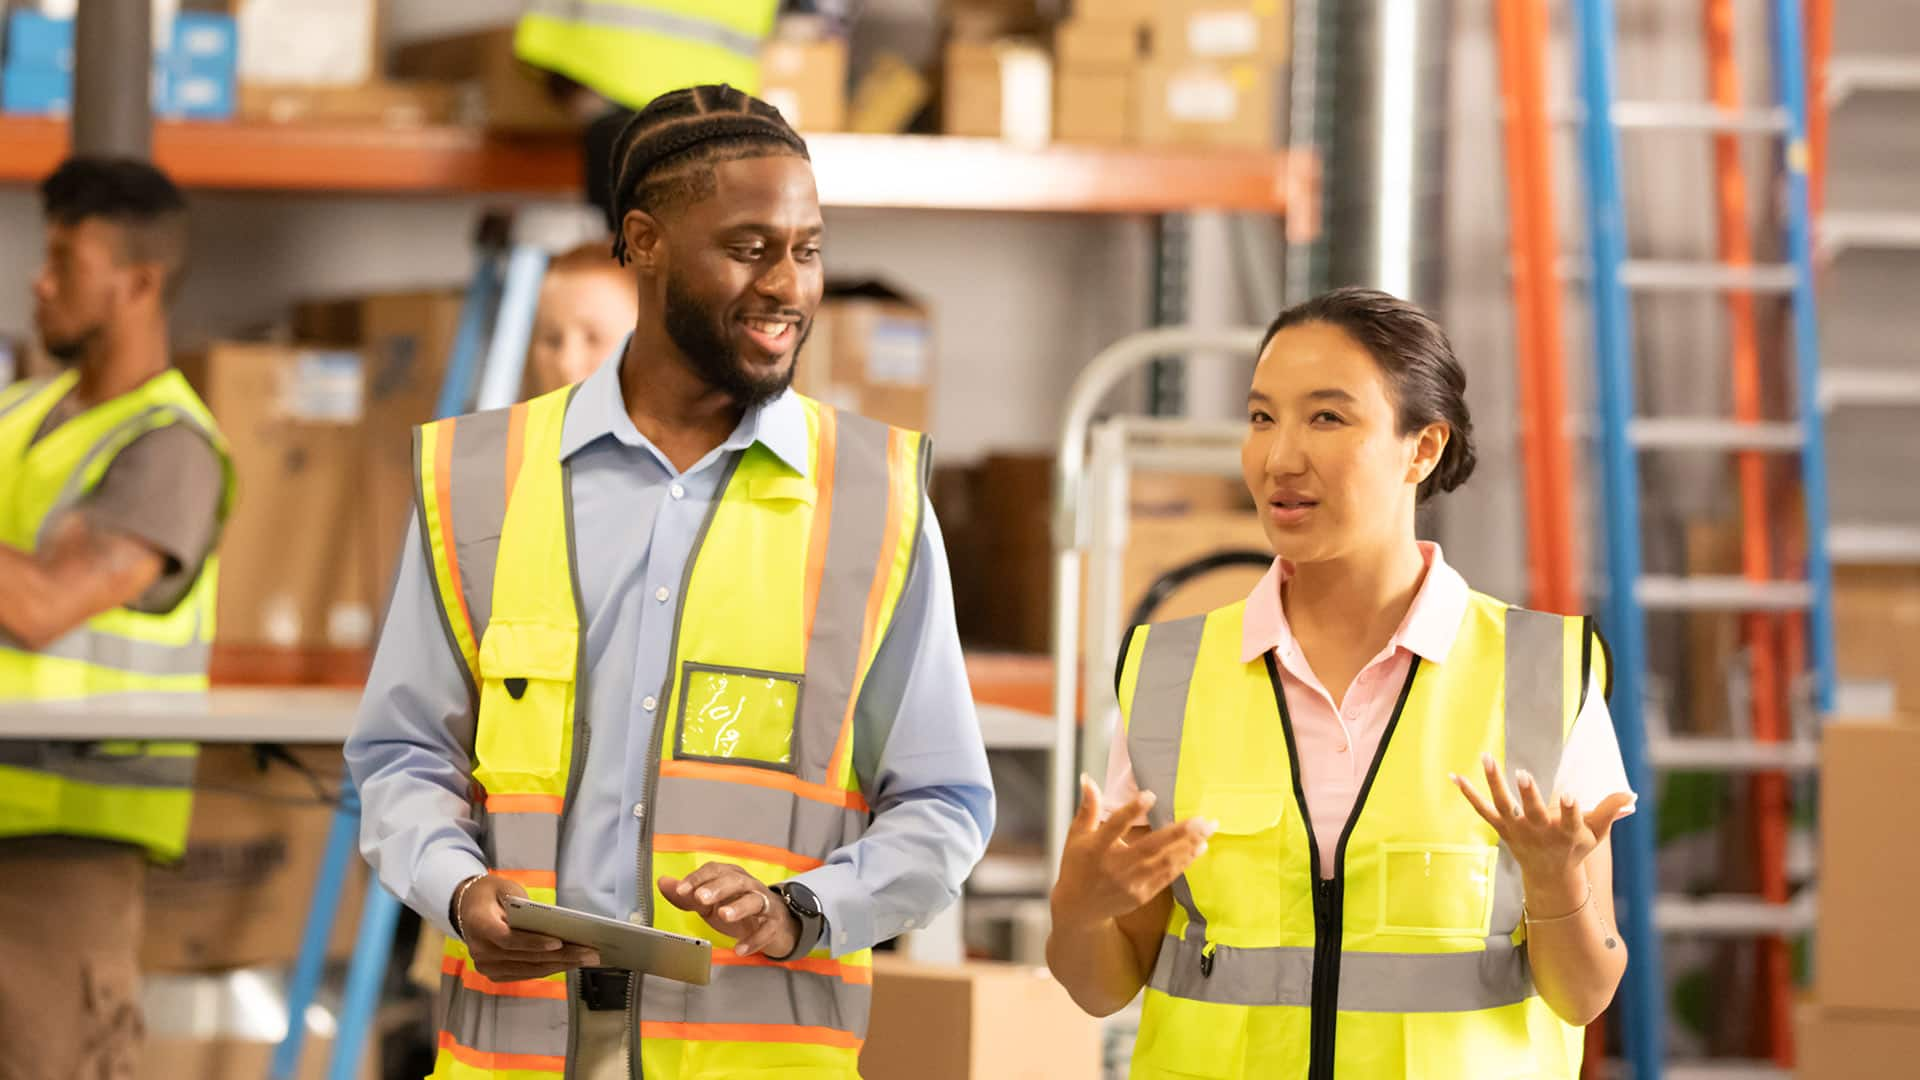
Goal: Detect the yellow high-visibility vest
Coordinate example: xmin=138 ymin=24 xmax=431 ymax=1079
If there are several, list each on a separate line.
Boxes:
xmin=514 ymin=0 xmax=780 ymax=110
xmin=0 ymin=369 xmax=233 ymax=860
xmin=1116 ymin=595 xmax=1607 ymax=1079
xmin=414 ymin=386 xmax=926 ymax=1079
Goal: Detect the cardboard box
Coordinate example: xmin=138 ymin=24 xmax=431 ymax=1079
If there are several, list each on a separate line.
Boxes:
xmin=293 ymin=290 xmax=461 ymax=608
xmin=946 ymin=0 xmax=1046 ymax=41
xmin=760 ymin=37 xmax=847 ymax=132
xmin=1055 ymin=67 xmax=1133 ymax=143
xmin=861 ymin=958 xmax=1102 ymax=1080
xmin=798 ymin=281 xmax=933 ymax=434
xmin=143 ymin=1032 xmax=376 ymax=1080
xmin=393 ymin=27 xmax=575 ymax=133
xmin=1797 ymin=1002 xmax=1920 ymax=1080
xmin=935 ymin=453 xmax=1261 ymax=652
xmin=1151 ymin=0 xmax=1290 ymax=60
xmin=1816 ymin=722 xmax=1920 ymax=1011
xmin=1073 ymin=0 xmax=1158 ymax=22
xmin=1055 ymin=18 xmax=1143 ymax=68
xmin=181 ymin=343 xmax=374 ymax=651
xmin=234 ymin=0 xmax=378 ymax=88
xmin=241 ymin=80 xmax=458 ymax=127
xmin=142 ymin=746 xmax=368 ymax=972
xmin=943 ymin=39 xmax=1053 ymax=144
xmin=1136 ymin=60 xmax=1285 ymax=149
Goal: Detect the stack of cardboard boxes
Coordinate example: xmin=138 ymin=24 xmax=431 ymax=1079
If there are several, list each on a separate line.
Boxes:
xmin=942 ymin=0 xmax=1054 ymax=146
xmin=1803 ymin=717 xmax=1920 ymax=1078
xmin=1052 ymin=4 xmax=1147 ymax=144
xmin=1136 ymin=0 xmax=1289 ymax=149
xmin=795 ymin=281 xmax=935 ymax=434
xmin=239 ymin=0 xmax=458 ymax=127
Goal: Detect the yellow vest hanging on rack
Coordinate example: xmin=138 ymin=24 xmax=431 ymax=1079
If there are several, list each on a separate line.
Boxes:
xmin=515 ymin=0 xmax=780 ymax=111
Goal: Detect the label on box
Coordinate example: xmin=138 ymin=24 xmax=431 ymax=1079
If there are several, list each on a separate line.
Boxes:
xmin=866 ymin=320 xmax=930 ymax=386
xmin=1836 ymin=677 xmax=1897 ymax=719
xmin=327 ymin=603 xmax=373 ymax=648
xmin=280 ymin=351 xmax=364 ymax=423
xmin=1166 ymin=74 xmax=1238 ymax=123
xmin=261 ymin=595 xmax=302 ymax=648
xmin=1187 ymin=12 xmax=1260 ymax=56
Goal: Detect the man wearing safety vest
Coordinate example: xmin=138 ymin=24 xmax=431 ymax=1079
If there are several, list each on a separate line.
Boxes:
xmin=0 ymin=158 xmax=233 ymax=1079
xmin=346 ymin=85 xmax=995 ymax=1079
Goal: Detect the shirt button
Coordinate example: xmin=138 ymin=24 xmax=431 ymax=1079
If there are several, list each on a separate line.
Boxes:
xmin=654 ymin=586 xmax=670 ymax=604
xmin=643 ymin=696 xmax=658 ymax=713
xmin=669 ymin=483 xmax=686 ymax=500
xmin=902 ymin=918 xmax=917 ymax=930
xmin=632 ymin=803 xmax=646 ymax=819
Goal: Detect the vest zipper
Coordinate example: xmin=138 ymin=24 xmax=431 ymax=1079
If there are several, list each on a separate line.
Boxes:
xmin=1264 ymin=652 xmax=1420 ymax=1080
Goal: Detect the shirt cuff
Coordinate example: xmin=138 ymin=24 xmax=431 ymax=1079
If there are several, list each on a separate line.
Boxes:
xmin=416 ymin=846 xmax=489 ymax=940
xmin=786 ymin=865 xmax=873 ymax=958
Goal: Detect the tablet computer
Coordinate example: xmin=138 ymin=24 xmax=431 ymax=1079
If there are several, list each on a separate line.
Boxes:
xmin=502 ymin=895 xmax=713 ymax=985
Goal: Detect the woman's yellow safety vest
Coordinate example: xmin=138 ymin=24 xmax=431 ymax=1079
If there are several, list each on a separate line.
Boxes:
xmin=413 ymin=386 xmax=926 ymax=1079
xmin=514 ymin=0 xmax=779 ymax=111
xmin=1116 ymin=593 xmax=1608 ymax=1079
xmin=0 ymin=369 xmax=232 ymax=861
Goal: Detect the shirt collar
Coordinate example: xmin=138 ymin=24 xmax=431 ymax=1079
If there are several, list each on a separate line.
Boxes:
xmin=1239 ymin=541 xmax=1469 ymax=665
xmin=557 ymin=338 xmax=811 ymax=478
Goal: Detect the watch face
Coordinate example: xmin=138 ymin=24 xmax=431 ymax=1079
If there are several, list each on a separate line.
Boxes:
xmin=783 ymin=883 xmax=822 ymax=919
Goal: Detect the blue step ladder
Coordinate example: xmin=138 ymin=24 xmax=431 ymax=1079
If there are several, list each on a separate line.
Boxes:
xmin=1571 ymin=0 xmax=1838 ymax=1076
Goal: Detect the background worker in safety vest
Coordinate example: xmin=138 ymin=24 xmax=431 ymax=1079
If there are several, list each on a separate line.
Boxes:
xmin=0 ymin=158 xmax=232 ymax=1080
xmin=1047 ymin=288 xmax=1636 ymax=1078
xmin=346 ymin=85 xmax=993 ymax=1079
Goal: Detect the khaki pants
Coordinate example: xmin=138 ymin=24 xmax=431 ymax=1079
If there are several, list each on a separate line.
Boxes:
xmin=0 ymin=837 xmax=147 ymax=1080
xmin=575 ymin=1007 xmax=633 ymax=1080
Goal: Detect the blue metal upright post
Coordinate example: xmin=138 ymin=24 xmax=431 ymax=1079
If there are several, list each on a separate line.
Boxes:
xmin=1570 ymin=0 xmax=1665 ymax=1075
xmin=1769 ymin=0 xmax=1839 ymax=715
xmin=270 ymin=783 xmax=362 ymax=1080
xmin=330 ymin=874 xmax=406 ymax=1080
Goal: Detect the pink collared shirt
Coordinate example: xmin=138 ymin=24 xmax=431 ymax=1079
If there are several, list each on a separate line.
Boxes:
xmin=1104 ymin=542 xmax=1634 ymax=878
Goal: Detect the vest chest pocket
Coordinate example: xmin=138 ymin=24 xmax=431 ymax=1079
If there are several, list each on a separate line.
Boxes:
xmin=674 ymin=663 xmax=803 ymax=771
xmin=1183 ymin=785 xmax=1290 ymax=930
xmin=473 ymin=621 xmax=578 ymax=792
xmin=1376 ymin=843 xmax=1499 ymax=938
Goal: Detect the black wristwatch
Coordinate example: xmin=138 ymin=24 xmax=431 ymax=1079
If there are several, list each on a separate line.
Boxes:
xmin=769 ymin=881 xmax=827 ymax=961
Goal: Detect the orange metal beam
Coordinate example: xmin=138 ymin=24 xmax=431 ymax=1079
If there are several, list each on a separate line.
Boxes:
xmin=1496 ymin=0 xmax=1582 ymax=617
xmin=1702 ymin=0 xmax=1794 ymax=1065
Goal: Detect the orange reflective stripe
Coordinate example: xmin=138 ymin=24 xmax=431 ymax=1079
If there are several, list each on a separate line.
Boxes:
xmin=495 ymin=868 xmax=557 ymax=888
xmin=712 ymin=951 xmax=873 ymax=984
xmin=503 ymin=400 xmax=529 ymax=508
xmin=802 ymin=405 xmax=837 ymax=644
xmin=638 ymin=1022 xmax=863 ymax=1050
xmin=653 ymin=834 xmax=823 ymax=873
xmin=437 ymin=1031 xmax=567 ymax=1072
xmin=440 ymin=955 xmax=569 ymax=1000
xmin=486 ymin=793 xmax=562 ymax=814
xmin=658 ymin=759 xmax=868 ymax=813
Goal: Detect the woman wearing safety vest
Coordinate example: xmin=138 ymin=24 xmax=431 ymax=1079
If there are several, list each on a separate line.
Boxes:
xmin=1047 ymin=287 xmax=1635 ymax=1079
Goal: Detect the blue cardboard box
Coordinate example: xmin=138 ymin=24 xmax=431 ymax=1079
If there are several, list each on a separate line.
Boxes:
xmin=3 ymin=11 xmax=73 ymax=72
xmin=2 ymin=62 xmax=71 ymax=116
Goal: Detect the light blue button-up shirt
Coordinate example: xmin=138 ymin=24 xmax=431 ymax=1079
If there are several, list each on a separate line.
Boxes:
xmin=345 ymin=349 xmax=995 ymax=956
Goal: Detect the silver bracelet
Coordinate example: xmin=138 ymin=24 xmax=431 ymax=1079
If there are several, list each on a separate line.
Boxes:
xmin=1523 ymin=882 xmax=1594 ymax=925
xmin=451 ymin=873 xmax=486 ymax=941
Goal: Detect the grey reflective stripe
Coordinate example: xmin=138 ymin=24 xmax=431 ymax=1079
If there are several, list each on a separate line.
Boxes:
xmin=1125 ymin=613 xmax=1207 ymax=832
xmin=484 ymin=807 xmax=561 ymax=869
xmin=793 ymin=410 xmax=894 ymax=788
xmin=441 ymin=406 xmax=517 ymax=648
xmin=525 ymin=0 xmax=762 ymax=58
xmin=653 ymin=773 xmax=867 ymax=864
xmin=1149 ymin=934 xmax=1535 ymax=1013
xmin=11 ymin=618 xmax=210 ymax=677
xmin=1125 ymin=614 xmax=1210 ymax=938
xmin=0 ymin=741 xmax=198 ymax=789
xmin=0 ymin=378 xmax=50 ymax=423
xmin=640 ymin=962 xmax=871 ymax=1038
xmin=436 ymin=974 xmax=570 ymax=1057
xmin=1489 ymin=607 xmax=1568 ymax=938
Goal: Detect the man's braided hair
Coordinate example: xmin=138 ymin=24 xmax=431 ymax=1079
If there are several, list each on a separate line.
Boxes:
xmin=607 ymin=84 xmax=810 ymax=265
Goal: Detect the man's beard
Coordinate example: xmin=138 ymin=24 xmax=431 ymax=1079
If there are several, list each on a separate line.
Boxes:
xmin=663 ymin=272 xmax=802 ymax=409
xmin=42 ymin=323 xmax=103 ymax=369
